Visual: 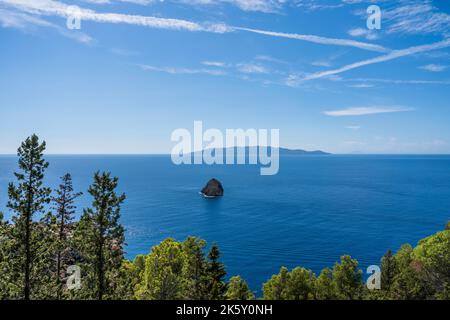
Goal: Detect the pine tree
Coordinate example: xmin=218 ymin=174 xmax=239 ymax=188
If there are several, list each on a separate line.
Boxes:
xmin=284 ymin=267 xmax=316 ymax=300
xmin=225 ymin=276 xmax=254 ymax=300
xmin=77 ymin=172 xmax=126 ymax=300
xmin=315 ymin=268 xmax=336 ymax=300
xmin=381 ymin=250 xmax=396 ymax=295
xmin=135 ymin=238 xmax=186 ymax=300
xmin=331 ymin=255 xmax=363 ymax=300
xmin=0 ymin=212 xmax=12 ymax=298
xmin=262 ymin=267 xmax=289 ymax=300
xmin=390 ymin=244 xmax=428 ymax=299
xmin=183 ymin=237 xmax=208 ymax=299
xmin=263 ymin=266 xmax=315 ymax=300
xmin=51 ymin=173 xmax=82 ymax=299
xmin=7 ymin=134 xmax=51 ymax=300
xmin=206 ymin=244 xmax=227 ymax=300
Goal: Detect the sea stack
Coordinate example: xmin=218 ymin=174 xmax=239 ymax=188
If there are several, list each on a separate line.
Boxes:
xmin=201 ymin=178 xmax=224 ymax=198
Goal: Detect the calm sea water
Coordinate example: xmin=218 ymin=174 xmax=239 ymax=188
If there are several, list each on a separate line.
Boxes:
xmin=1 ymin=155 xmax=449 ymax=292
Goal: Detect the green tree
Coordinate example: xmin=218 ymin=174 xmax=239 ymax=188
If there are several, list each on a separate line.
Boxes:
xmin=331 ymin=255 xmax=363 ymax=300
xmin=263 ymin=267 xmax=288 ymax=300
xmin=314 ymin=268 xmax=336 ymax=300
xmin=75 ymin=172 xmax=126 ymax=300
xmin=206 ymin=244 xmax=227 ymax=300
xmin=225 ymin=276 xmax=254 ymax=300
xmin=50 ymin=173 xmax=82 ymax=299
xmin=0 ymin=212 xmax=13 ymax=298
xmin=115 ymin=256 xmax=145 ymax=300
xmin=263 ymin=266 xmax=315 ymax=300
xmin=183 ymin=236 xmax=208 ymax=299
xmin=7 ymin=134 xmax=51 ymax=300
xmin=136 ymin=238 xmax=186 ymax=300
xmin=380 ymin=250 xmax=396 ymax=296
xmin=135 ymin=238 xmax=230 ymax=300
xmin=390 ymin=244 xmax=428 ymax=300
xmin=284 ymin=267 xmax=315 ymax=300
xmin=413 ymin=222 xmax=450 ymax=299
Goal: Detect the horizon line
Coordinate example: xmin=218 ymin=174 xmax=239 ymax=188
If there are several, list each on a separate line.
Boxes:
xmin=1 ymin=153 xmax=450 ymax=156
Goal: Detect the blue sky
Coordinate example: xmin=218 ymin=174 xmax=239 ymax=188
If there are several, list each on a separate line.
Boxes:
xmin=0 ymin=0 xmax=450 ymax=154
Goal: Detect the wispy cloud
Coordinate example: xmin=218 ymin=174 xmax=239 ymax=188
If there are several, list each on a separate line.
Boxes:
xmin=175 ymin=0 xmax=285 ymax=13
xmin=85 ymin=0 xmax=285 ymax=12
xmin=295 ymin=0 xmax=345 ymax=11
xmin=221 ymin=0 xmax=284 ymax=13
xmin=83 ymin=0 xmax=154 ymax=4
xmin=255 ymin=55 xmax=287 ymax=64
xmin=202 ymin=61 xmax=228 ymax=67
xmin=419 ymin=64 xmax=447 ymax=72
xmin=346 ymin=83 xmax=375 ymax=88
xmin=324 ymin=106 xmax=414 ymax=117
xmin=139 ymin=64 xmax=227 ymax=76
xmin=0 ymin=7 xmax=52 ymax=28
xmin=351 ymin=0 xmax=450 ymax=37
xmin=348 ymin=27 xmax=379 ymax=40
xmin=235 ymin=27 xmax=389 ymax=52
xmin=284 ymin=74 xmax=304 ymax=87
xmin=236 ymin=62 xmax=269 ymax=74
xmin=302 ymin=38 xmax=450 ymax=81
xmin=312 ymin=60 xmax=332 ymax=67
xmin=0 ymin=0 xmax=231 ymax=32
xmin=0 ymin=8 xmax=93 ymax=43
xmin=383 ymin=0 xmax=450 ymax=36
xmin=345 ymin=78 xmax=450 ymax=86
xmin=345 ymin=125 xmax=361 ymax=130
xmin=0 ymin=0 xmax=394 ymax=54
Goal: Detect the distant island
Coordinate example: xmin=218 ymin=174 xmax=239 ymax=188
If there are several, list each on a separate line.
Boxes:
xmin=181 ymin=147 xmax=330 ymax=175
xmin=278 ymin=148 xmax=330 ymax=155
xmin=190 ymin=147 xmax=331 ymax=156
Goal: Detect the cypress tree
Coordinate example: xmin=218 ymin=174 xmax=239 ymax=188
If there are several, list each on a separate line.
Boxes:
xmin=7 ymin=134 xmax=51 ymax=300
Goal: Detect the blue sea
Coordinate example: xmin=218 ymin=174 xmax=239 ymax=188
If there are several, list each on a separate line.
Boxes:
xmin=1 ymin=155 xmax=449 ymax=293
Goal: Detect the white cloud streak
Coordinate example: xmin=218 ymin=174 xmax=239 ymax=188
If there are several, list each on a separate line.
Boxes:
xmin=302 ymin=38 xmax=450 ymax=81
xmin=0 ymin=0 xmax=394 ymax=53
xmin=147 ymin=0 xmax=285 ymax=13
xmin=346 ymin=78 xmax=450 ymax=86
xmin=0 ymin=8 xmax=93 ymax=43
xmin=419 ymin=64 xmax=447 ymax=72
xmin=0 ymin=0 xmax=230 ymax=32
xmin=236 ymin=62 xmax=269 ymax=74
xmin=324 ymin=106 xmax=414 ymax=117
xmin=139 ymin=64 xmax=227 ymax=76
xmin=346 ymin=83 xmax=374 ymax=88
xmin=235 ymin=27 xmax=389 ymax=52
xmin=383 ymin=1 xmax=450 ymax=36
xmin=345 ymin=125 xmax=361 ymax=130
xmin=347 ymin=27 xmax=379 ymax=40
xmin=202 ymin=61 xmax=228 ymax=67
xmin=84 ymin=0 xmax=286 ymax=12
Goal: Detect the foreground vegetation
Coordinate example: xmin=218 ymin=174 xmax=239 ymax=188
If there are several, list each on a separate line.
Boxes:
xmin=0 ymin=135 xmax=449 ymax=300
